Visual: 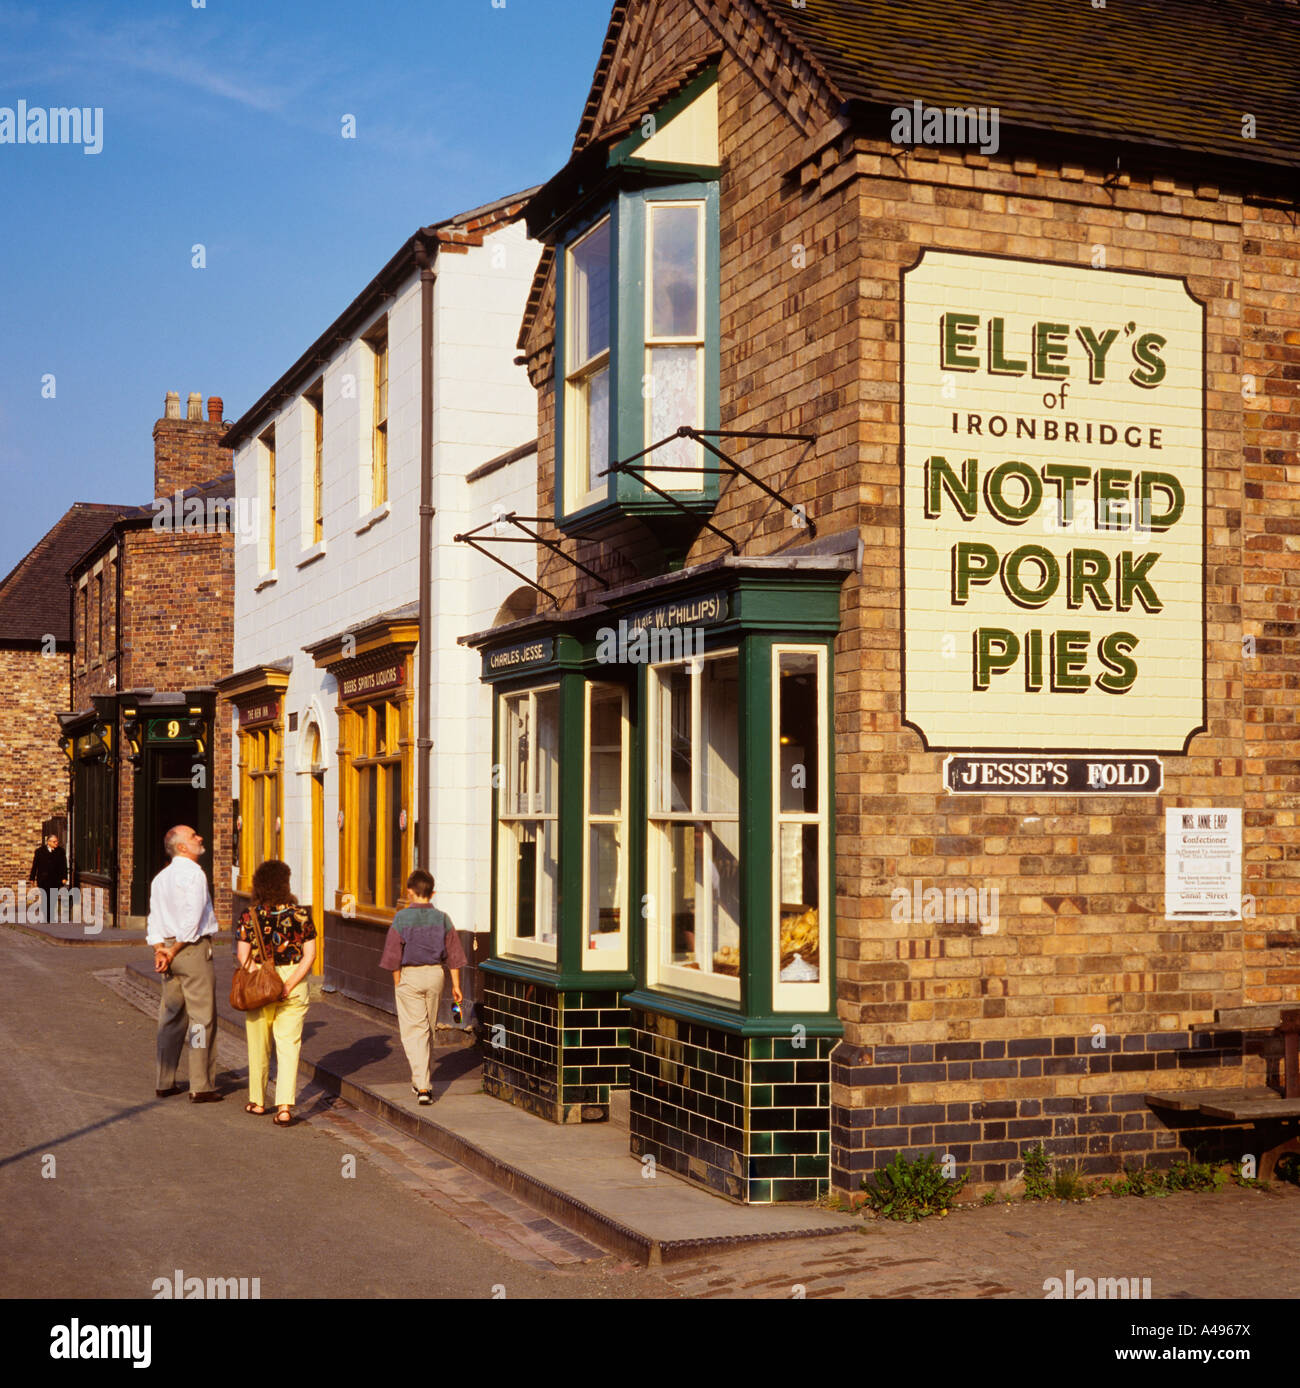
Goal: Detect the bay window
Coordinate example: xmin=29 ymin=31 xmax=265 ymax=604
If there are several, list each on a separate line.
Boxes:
xmin=555 ymin=184 xmax=719 ymax=527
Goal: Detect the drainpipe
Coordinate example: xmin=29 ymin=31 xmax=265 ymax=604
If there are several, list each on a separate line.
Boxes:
xmin=413 ymin=236 xmax=437 ymax=869
xmin=111 ymin=529 xmax=122 ymax=927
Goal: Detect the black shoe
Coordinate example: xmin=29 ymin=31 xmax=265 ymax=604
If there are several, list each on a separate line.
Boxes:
xmin=156 ymin=1086 xmax=183 ymax=1098
xmin=189 ymin=1091 xmax=224 ymax=1104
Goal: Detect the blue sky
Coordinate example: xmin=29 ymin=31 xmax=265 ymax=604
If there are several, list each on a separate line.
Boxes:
xmin=0 ymin=0 xmax=614 ymax=577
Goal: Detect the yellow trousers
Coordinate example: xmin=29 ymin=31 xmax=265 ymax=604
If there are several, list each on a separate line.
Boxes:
xmin=245 ymin=964 xmax=309 ymax=1108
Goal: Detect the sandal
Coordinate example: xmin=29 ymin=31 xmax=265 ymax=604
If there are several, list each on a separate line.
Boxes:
xmin=274 ymin=1107 xmax=292 ymax=1126
xmin=244 ymin=1102 xmax=266 ymax=1115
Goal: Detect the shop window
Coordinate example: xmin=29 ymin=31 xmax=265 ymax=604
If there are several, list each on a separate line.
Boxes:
xmin=343 ymin=696 xmax=407 ymax=913
xmin=238 ymin=724 xmax=282 ymax=890
xmin=647 ymin=650 xmax=741 ymax=1002
xmin=772 ymin=646 xmax=830 ymax=1011
xmin=73 ymin=752 xmax=113 ymax=879
xmin=583 ymin=681 xmax=628 ymax=969
xmin=498 ymin=684 xmax=560 ymax=962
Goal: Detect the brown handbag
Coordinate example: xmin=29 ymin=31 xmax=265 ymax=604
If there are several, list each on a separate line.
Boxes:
xmin=229 ymin=910 xmax=283 ymax=1012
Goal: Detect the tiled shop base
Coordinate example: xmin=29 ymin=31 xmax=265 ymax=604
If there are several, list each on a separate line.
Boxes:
xmin=629 ymin=1008 xmax=836 ymax=1203
xmin=831 ymin=1028 xmax=1280 ymax=1189
xmin=482 ymin=973 xmax=628 ymax=1124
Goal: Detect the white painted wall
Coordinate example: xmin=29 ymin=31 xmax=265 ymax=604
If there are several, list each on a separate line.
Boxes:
xmin=230 ymin=217 xmax=540 ymax=936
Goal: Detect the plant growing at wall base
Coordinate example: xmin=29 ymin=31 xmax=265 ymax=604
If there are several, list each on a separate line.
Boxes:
xmin=1020 ymin=1143 xmax=1053 ymax=1200
xmin=860 ymin=1152 xmax=968 ymax=1222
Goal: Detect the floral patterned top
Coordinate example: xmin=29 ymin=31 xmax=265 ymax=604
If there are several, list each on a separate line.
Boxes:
xmin=236 ymin=903 xmax=316 ymax=967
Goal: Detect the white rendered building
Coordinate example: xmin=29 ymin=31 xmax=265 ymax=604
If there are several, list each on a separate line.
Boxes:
xmin=218 ymin=191 xmax=541 ymax=1011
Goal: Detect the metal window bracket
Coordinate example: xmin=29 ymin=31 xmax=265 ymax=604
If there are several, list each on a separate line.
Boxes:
xmin=453 ymin=513 xmax=611 ymax=610
xmin=607 ymin=426 xmax=817 ymax=543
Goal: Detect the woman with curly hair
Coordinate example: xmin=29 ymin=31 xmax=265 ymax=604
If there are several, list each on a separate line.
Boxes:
xmin=235 ymin=859 xmax=317 ymax=1126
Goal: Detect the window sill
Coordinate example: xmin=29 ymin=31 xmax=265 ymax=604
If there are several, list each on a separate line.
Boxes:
xmin=355 ymin=503 xmax=390 ymax=536
xmin=254 ymin=571 xmax=278 ymax=593
xmin=296 ymin=542 xmax=327 ymax=569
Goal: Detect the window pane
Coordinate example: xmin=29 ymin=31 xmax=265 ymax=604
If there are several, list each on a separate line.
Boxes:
xmin=708 ymin=821 xmax=741 ymax=975
xmin=388 ymin=764 xmax=403 ymax=909
xmin=535 ymin=688 xmax=560 ymax=815
xmin=505 ymin=695 xmax=528 ymax=816
xmin=779 ymin=651 xmax=819 ymax=814
xmin=538 ymin=819 xmax=559 ymax=943
xmin=511 ymin=825 xmax=536 ymax=939
xmin=588 ymin=684 xmax=623 ymax=817
xmin=651 ymin=204 xmax=700 ymax=338
xmin=648 ymin=346 xmax=699 ymax=463
xmin=588 ymin=822 xmax=623 ymax=942
xmin=585 ymin=364 xmax=610 ymax=493
xmin=701 ymin=655 xmax=739 ymax=814
xmin=570 ymin=220 xmax=611 ymax=366
xmin=360 ymin=765 xmax=377 ymax=904
xmin=654 ymin=666 xmax=692 ymax=813
xmin=666 ymin=822 xmax=697 ymax=968
xmin=779 ymin=823 xmax=820 ymax=983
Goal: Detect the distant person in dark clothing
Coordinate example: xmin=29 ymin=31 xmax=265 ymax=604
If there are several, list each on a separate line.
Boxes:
xmin=29 ymin=833 xmax=68 ymax=922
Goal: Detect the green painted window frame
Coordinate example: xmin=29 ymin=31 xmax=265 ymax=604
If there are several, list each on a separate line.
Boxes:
xmin=554 ymin=181 xmax=721 ymax=531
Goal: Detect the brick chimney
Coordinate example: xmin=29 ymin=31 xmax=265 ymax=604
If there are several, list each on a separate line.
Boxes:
xmin=153 ymin=391 xmax=231 ymax=499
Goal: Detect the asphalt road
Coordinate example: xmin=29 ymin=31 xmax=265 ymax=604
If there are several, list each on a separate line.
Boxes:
xmin=0 ymin=929 xmax=668 ymax=1300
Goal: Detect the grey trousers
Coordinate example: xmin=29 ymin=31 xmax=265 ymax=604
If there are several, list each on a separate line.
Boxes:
xmin=156 ymin=938 xmax=218 ymax=1093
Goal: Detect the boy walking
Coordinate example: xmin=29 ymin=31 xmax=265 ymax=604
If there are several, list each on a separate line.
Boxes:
xmin=379 ymin=870 xmax=466 ymax=1104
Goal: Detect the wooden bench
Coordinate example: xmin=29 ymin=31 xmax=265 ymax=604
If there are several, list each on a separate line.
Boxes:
xmin=1145 ymin=1010 xmax=1300 ymax=1179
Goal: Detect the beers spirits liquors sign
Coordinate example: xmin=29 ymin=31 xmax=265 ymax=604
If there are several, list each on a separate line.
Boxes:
xmin=901 ymin=250 xmax=1205 ymax=752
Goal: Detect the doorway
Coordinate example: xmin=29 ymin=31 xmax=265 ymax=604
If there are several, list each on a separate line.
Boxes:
xmin=309 ymin=726 xmax=325 ymax=976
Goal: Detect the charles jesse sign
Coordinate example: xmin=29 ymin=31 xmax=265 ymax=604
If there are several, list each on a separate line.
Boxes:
xmin=902 ymin=251 xmax=1205 ymax=752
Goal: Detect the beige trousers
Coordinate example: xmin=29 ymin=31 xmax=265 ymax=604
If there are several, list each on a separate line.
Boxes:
xmin=156 ymin=937 xmax=217 ymax=1093
xmin=244 ymin=964 xmax=309 ymax=1108
xmin=394 ymin=964 xmax=445 ymax=1092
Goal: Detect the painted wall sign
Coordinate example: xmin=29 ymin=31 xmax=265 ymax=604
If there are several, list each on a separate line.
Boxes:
xmin=902 ymin=250 xmax=1205 ymax=752
xmin=338 ymin=663 xmax=405 ymax=703
xmin=238 ymin=698 xmax=280 ymax=729
xmin=483 ymin=637 xmax=554 ymax=677
xmin=943 ymin=755 xmax=1163 ymax=794
xmin=1165 ymin=808 xmax=1241 ymax=920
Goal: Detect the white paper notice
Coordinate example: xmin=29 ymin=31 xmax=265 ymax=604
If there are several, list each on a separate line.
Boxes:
xmin=1164 ymin=808 xmax=1242 ymax=921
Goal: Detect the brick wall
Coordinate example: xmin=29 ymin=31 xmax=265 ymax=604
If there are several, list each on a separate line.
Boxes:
xmin=520 ymin=0 xmax=1299 ymax=1191
xmin=0 ymin=649 xmax=69 ymax=893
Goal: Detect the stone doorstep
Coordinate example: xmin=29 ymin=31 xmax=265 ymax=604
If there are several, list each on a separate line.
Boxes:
xmin=117 ymin=960 xmax=853 ymax=1267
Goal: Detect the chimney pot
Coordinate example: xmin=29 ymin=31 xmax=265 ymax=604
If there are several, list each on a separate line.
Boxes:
xmin=164 ymin=391 xmax=181 ymax=419
xmin=207 ymin=395 xmax=224 ymax=424
xmin=186 ymin=392 xmax=202 ymax=421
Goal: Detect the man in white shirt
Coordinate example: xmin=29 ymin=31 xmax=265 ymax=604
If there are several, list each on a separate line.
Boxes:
xmin=148 ymin=825 xmax=222 ymax=1102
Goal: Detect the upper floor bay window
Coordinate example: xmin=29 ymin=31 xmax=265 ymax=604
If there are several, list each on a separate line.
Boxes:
xmin=557 ymin=188 xmax=716 ymax=529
